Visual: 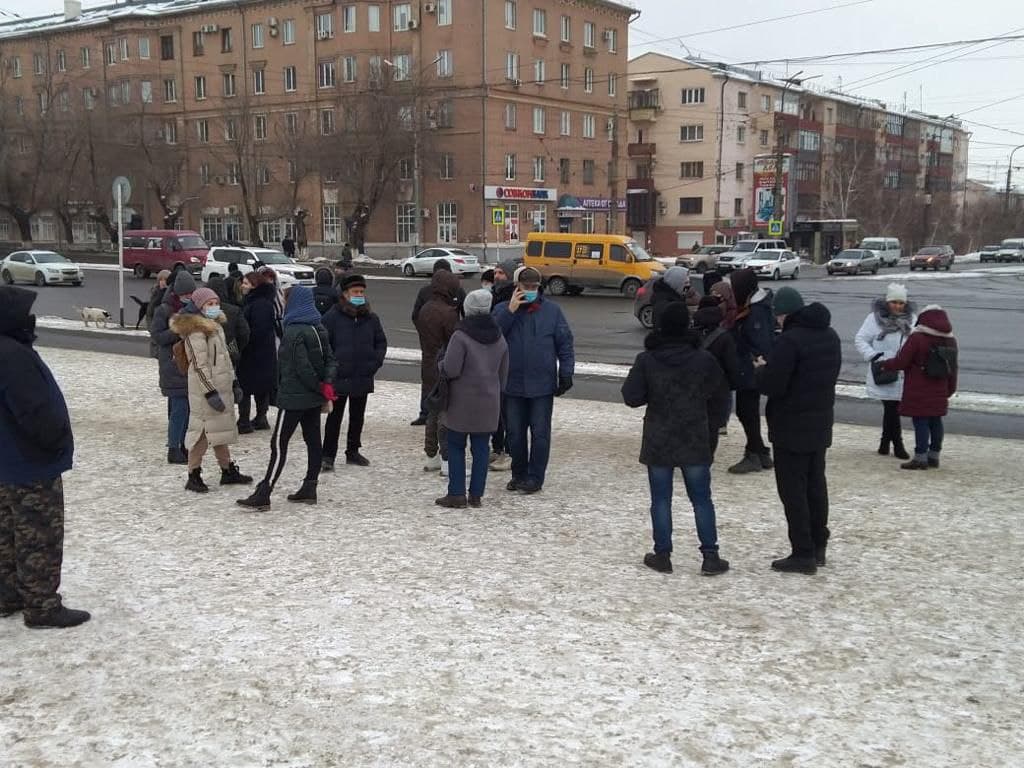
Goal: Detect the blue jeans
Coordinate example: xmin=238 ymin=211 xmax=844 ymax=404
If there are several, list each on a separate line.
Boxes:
xmin=912 ymin=416 xmax=944 ymax=457
xmin=646 ymin=464 xmax=719 ymax=554
xmin=167 ymin=395 xmax=189 ymax=449
xmin=504 ymin=395 xmax=554 ymax=487
xmin=447 ymin=430 xmax=491 ymax=498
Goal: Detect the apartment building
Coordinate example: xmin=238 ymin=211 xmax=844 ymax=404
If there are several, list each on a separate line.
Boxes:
xmin=626 ymin=53 xmax=969 ymax=259
xmin=0 ymin=0 xmax=636 ymax=253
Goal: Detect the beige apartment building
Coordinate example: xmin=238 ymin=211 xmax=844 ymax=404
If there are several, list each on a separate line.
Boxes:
xmin=0 ymin=0 xmax=636 ymax=255
xmin=626 ymin=53 xmax=969 ymax=260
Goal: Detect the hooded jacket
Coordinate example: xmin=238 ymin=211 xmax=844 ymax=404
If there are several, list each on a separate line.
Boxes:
xmin=208 ymin=276 xmax=250 ymax=366
xmin=277 ymin=286 xmax=337 ymax=411
xmin=415 ymin=271 xmax=461 ymax=391
xmin=440 ymin=315 xmax=510 ymax=434
xmin=881 ymin=305 xmax=958 ymax=417
xmin=313 ymin=268 xmax=339 ymax=316
xmin=238 ymin=282 xmax=279 ymax=396
xmin=756 ymin=302 xmax=842 ymax=452
xmin=149 ymin=287 xmax=189 ymax=397
xmin=0 ymin=287 xmax=74 ymax=485
xmin=494 ymin=295 xmax=575 ymax=399
xmin=732 ymin=287 xmax=776 ymax=391
xmin=412 ymin=271 xmax=466 ymax=323
xmin=322 ymin=298 xmax=388 ymax=396
xmin=170 ymin=309 xmax=238 ymax=449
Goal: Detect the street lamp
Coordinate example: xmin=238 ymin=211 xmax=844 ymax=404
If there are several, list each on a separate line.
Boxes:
xmin=1005 ymin=144 xmax=1024 ymax=213
xmin=771 ymin=72 xmax=821 ymax=225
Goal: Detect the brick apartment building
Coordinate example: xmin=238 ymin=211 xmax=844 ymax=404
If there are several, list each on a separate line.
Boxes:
xmin=626 ymin=53 xmax=969 ymax=261
xmin=0 ymin=0 xmax=637 ymax=256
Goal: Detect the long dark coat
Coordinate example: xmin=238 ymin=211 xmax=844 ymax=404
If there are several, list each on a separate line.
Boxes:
xmin=237 ymin=282 xmax=278 ymax=395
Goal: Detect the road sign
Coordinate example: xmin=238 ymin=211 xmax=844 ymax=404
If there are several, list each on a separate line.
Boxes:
xmin=768 ymin=219 xmax=784 ymax=237
xmin=492 ymin=208 xmax=505 ymax=226
xmin=112 ymin=176 xmax=132 ymax=205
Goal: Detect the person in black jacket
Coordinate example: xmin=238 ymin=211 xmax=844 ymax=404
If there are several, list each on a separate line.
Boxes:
xmin=409 ymin=260 xmax=466 ymax=426
xmin=692 ymin=297 xmax=739 ymax=460
xmin=150 ymin=270 xmax=195 ymax=464
xmin=207 ymin=276 xmax=250 ymax=368
xmin=0 ymin=286 xmax=90 ymax=628
xmin=755 ymin=287 xmax=842 ymax=575
xmin=321 ymin=274 xmax=388 ymax=470
xmin=236 ymin=271 xmax=278 ymax=433
xmin=622 ymin=302 xmax=729 ymax=576
xmin=491 ymin=260 xmax=518 ymax=307
xmin=313 ymin=267 xmax=339 ymax=316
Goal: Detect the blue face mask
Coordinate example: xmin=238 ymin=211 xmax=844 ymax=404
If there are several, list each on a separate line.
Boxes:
xmin=523 ymin=290 xmax=538 ymax=303
xmin=202 ymin=306 xmax=221 ymax=319
xmin=349 ymin=296 xmax=366 ymax=306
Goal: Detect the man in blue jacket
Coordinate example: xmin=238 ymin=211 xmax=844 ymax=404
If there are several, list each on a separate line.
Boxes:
xmin=494 ymin=267 xmax=575 ymax=494
xmin=0 ymin=287 xmax=90 ymax=628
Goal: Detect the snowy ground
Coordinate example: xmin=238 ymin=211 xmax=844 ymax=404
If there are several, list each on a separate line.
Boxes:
xmin=3 ymin=348 xmax=1023 ymax=766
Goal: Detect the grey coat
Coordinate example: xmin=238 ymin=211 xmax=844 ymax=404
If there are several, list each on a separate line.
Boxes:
xmin=439 ymin=317 xmax=509 ymax=434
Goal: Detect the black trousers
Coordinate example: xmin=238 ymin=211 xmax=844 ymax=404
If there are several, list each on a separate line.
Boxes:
xmin=322 ymin=394 xmax=368 ymax=459
xmin=492 ymin=394 xmax=507 ymax=454
xmin=735 ymin=389 xmax=768 ymax=454
xmin=881 ymin=400 xmax=903 ymax=444
xmin=773 ymin=446 xmax=830 ymax=558
xmin=262 ymin=407 xmax=322 ymax=489
xmin=237 ymin=392 xmax=270 ymax=425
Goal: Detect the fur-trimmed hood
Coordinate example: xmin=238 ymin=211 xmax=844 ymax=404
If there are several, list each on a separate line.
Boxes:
xmin=170 ymin=311 xmax=225 ymax=337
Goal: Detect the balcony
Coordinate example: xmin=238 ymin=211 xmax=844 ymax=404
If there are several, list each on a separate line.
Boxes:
xmin=628 ymin=142 xmax=656 ymax=158
xmin=628 ymin=89 xmax=661 ymax=122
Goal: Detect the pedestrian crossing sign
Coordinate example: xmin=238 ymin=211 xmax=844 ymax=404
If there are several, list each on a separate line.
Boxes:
xmin=492 ymin=208 xmax=505 ymax=226
xmin=768 ymin=219 xmax=784 ymax=236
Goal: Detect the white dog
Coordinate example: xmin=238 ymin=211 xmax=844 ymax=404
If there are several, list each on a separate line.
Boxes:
xmin=77 ymin=306 xmax=111 ymax=328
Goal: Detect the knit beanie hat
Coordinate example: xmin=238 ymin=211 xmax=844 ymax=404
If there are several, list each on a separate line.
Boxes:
xmin=156 ymin=269 xmax=172 ymax=283
xmin=189 ymin=287 xmax=218 ymax=309
xmin=497 ymin=260 xmax=518 ymax=279
xmin=481 ymin=268 xmax=495 ymax=283
xmin=341 ymin=274 xmax=367 ymax=291
xmin=886 ymin=283 xmax=908 ymax=303
xmin=514 ymin=266 xmax=542 ymax=284
xmin=662 ymin=266 xmax=690 ymax=295
xmin=173 ymin=270 xmax=196 ymax=296
xmin=692 ymin=303 xmax=724 ymax=330
xmin=656 ymin=301 xmax=691 ymax=337
xmin=464 ymin=288 xmax=494 ymax=316
xmin=730 ymin=268 xmax=757 ymax=308
xmin=773 ymin=286 xmax=805 ymax=316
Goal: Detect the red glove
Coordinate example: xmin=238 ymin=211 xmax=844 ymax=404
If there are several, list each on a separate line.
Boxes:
xmin=319 ymin=382 xmax=338 ymax=402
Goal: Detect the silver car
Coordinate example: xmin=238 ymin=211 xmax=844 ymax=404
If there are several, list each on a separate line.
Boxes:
xmin=827 ymin=249 xmax=880 ymax=276
xmin=1 ymin=250 xmax=84 ymax=286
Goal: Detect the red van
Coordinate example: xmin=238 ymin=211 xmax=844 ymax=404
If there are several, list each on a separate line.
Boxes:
xmin=122 ymin=230 xmax=209 ymax=278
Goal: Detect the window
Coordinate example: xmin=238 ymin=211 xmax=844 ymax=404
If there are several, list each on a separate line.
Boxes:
xmin=396 ymin=203 xmax=417 ymax=243
xmin=560 ymin=14 xmax=571 ymax=42
xmin=505 ymin=0 xmax=517 ymax=30
xmin=81 ymin=47 xmax=90 ymax=68
xmin=343 ymin=5 xmax=356 ymax=33
xmin=437 ymin=0 xmax=452 ymax=25
xmin=228 ymin=162 xmax=240 ymax=185
xmin=223 ymin=72 xmax=237 ymax=97
xmin=797 ymin=161 xmax=819 ymax=182
xmin=559 ymin=158 xmax=570 ymax=185
xmin=682 ymin=87 xmax=705 ymax=105
xmin=737 ymin=125 xmax=746 ymax=143
xmin=560 ymin=110 xmax=571 ymax=136
xmin=319 ymin=204 xmax=341 ymax=243
xmin=734 ymin=197 xmax=743 ymax=216
xmin=680 ymin=124 xmax=703 ymax=142
xmin=533 ymin=8 xmax=547 ymax=37
xmin=505 ymin=153 xmax=517 ymax=181
xmin=197 ymin=119 xmax=210 ymax=143
xmin=318 ymin=60 xmax=337 ymax=88
xmin=254 ymin=114 xmax=267 ymax=141
xmin=13 ymin=95 xmax=23 ymax=114
xmin=437 ymin=202 xmax=457 ymax=243
xmin=761 ymin=94 xmax=772 ymax=111
xmin=581 ymin=212 xmax=595 ymax=234
xmin=285 ymin=112 xmax=298 ymax=136
xmin=252 ymin=68 xmax=266 ymax=94
xmin=164 ymin=120 xmax=178 ymax=145
xmin=560 ymin=63 xmax=570 ymax=90
xmin=58 ymin=90 xmax=69 ymax=112
xmin=533 ymin=107 xmax=546 ymax=134
xmin=505 ymin=103 xmax=517 ymax=130
xmin=392 ymin=3 xmax=411 ymax=31
xmin=608 ymin=73 xmax=618 ymax=97
xmin=257 ymin=165 xmax=271 ymax=186
xmin=438 ymin=50 xmax=453 ymax=78
xmin=506 ymin=52 xmax=520 ymax=81
xmin=194 ymin=75 xmax=207 ymax=100
xmin=221 ymin=28 xmax=233 ymax=52
xmin=33 ymin=52 xmax=45 ymax=75
xmin=193 ymin=31 xmax=205 ymax=56
xmin=607 ymin=117 xmax=616 ymax=142
xmin=369 ymin=56 xmax=383 ymax=85
xmin=760 ymin=129 xmax=770 ymax=147
xmin=799 ymin=130 xmax=821 ymax=151
xmin=140 ymin=80 xmax=152 ymax=103
xmin=281 ymin=66 xmax=297 ymax=93
xmin=388 ymin=53 xmax=408 ymax=81
xmin=368 ymin=5 xmax=381 ymax=31
xmin=399 ymin=158 xmax=413 ymax=180
xmin=583 ymin=159 xmax=595 ymax=185
xmin=533 ymin=156 xmax=546 ymax=182
xmin=735 ymin=162 xmax=745 ymax=181
xmin=343 ymin=56 xmax=357 ymax=82
xmin=582 ymin=113 xmax=595 ymax=139
xmin=584 ymin=67 xmax=594 ymax=94
xmin=584 ymin=21 xmax=596 ymax=48
xmin=56 ymin=49 xmax=66 ymax=72
xmin=224 ymin=118 xmax=238 ymax=141
xmin=252 ymin=23 xmax=264 ymax=49
xmin=282 ymin=19 xmax=296 ymax=44
xmin=440 ymin=153 xmax=454 ymax=180
xmin=680 ymin=161 xmax=703 ymax=178
xmin=120 ymin=79 xmax=131 ymax=104
xmin=679 ymin=197 xmax=703 ymax=214
xmin=320 ymin=108 xmax=335 ymax=135
xmin=163 ymin=78 xmax=177 ymax=103
xmin=160 ymin=35 xmax=174 ymax=60
xmin=197 ymin=163 xmax=210 ymax=187
xmin=10 ymin=56 xmax=21 ymax=77
xmin=83 ymin=88 xmax=95 ymax=110
xmin=119 ymin=37 xmax=129 ymax=61
xmin=105 ymin=43 xmax=117 ymax=65
xmin=436 ymin=99 xmax=454 ymax=128
xmin=534 ymin=59 xmax=545 ymax=84
xmin=607 ymin=28 xmax=617 ymax=53
xmin=531 ymin=207 xmax=546 ymax=233
xmin=737 ymin=91 xmax=747 ymax=109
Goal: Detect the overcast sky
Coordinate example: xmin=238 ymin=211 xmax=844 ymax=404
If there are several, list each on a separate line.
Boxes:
xmin=2 ymin=0 xmax=1021 ymax=181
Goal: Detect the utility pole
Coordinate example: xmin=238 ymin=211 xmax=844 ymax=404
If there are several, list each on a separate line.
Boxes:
xmin=772 ymin=72 xmax=802 ymax=229
xmin=1005 ymin=144 xmax=1024 ymax=213
xmin=607 ymin=107 xmax=619 ymax=234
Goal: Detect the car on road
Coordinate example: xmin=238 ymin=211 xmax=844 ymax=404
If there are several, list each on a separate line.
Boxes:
xmin=1 ymin=250 xmax=84 ymax=287
xmin=748 ymin=250 xmax=801 ymax=281
xmin=715 ymin=239 xmax=790 ymax=272
xmin=857 ymin=237 xmax=902 ymax=267
xmin=996 ymin=238 xmax=1024 ymax=262
xmin=910 ymin=245 xmax=955 ymax=271
xmin=675 ymin=244 xmax=732 ymax=273
xmin=979 ymin=245 xmax=1001 ymax=263
xmin=400 ymin=247 xmax=480 ymax=277
xmin=201 ymin=246 xmax=316 ymax=286
xmin=122 ymin=230 xmax=209 ymax=278
xmin=524 ymin=233 xmax=663 ymax=298
xmin=827 ymin=249 xmax=880 ymax=276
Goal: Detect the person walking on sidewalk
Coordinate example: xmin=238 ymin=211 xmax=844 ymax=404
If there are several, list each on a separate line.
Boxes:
xmin=0 ymin=287 xmax=90 ymax=629
xmin=237 ymin=271 xmax=278 ymax=434
xmin=415 ymin=270 xmax=461 ymax=474
xmin=880 ymin=305 xmax=958 ymax=471
xmin=321 ymin=274 xmax=387 ymax=471
xmin=435 ymin=289 xmax=509 ymax=509
xmin=755 ymin=287 xmax=841 ymax=575
xmin=238 ymin=286 xmax=337 ymax=510
xmin=171 ymin=288 xmax=253 ymax=493
xmin=692 ymin=296 xmax=739 ymax=461
xmin=494 ymin=266 xmax=575 ymax=495
xmin=150 ymin=270 xmax=196 ymax=465
xmin=728 ymin=268 xmax=775 ymax=474
xmin=622 ymin=302 xmax=730 ymax=576
xmin=854 ymin=283 xmax=916 ymax=460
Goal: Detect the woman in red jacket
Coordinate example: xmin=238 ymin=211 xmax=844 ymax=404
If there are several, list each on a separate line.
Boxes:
xmin=881 ymin=305 xmax=958 ymax=470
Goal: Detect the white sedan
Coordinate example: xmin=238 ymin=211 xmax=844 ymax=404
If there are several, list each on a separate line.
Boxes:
xmin=747 ymin=250 xmax=801 ymax=281
xmin=201 ymin=246 xmax=316 ymax=286
xmin=1 ymin=250 xmax=84 ymax=286
xmin=400 ymin=247 xmax=480 ymax=277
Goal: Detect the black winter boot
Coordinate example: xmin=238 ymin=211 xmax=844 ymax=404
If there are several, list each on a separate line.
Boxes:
xmin=815 ymin=545 xmax=828 ymax=567
xmin=24 ymin=605 xmax=91 ymax=629
xmin=287 ymin=480 xmax=318 ymax=504
xmin=435 ymin=494 xmax=468 ymax=508
xmin=877 ymin=439 xmax=890 ymax=456
xmin=346 ymin=451 xmax=371 ymax=467
xmin=220 ymin=462 xmax=253 ymax=485
xmin=701 ymin=551 xmax=730 ymax=576
xmin=252 ymin=414 xmax=271 ymax=431
xmin=771 ymin=555 xmax=818 ymax=574
xmin=901 ymin=456 xmax=929 ymax=470
xmin=237 ymin=420 xmax=255 ymax=435
xmin=727 ymin=451 xmax=763 ymax=474
xmin=892 ymin=440 xmax=910 ymax=460
xmin=237 ymin=482 xmax=272 ymax=511
xmin=758 ymin=450 xmax=774 ymax=469
xmin=321 ymin=457 xmax=335 ymax=472
xmin=185 ymin=468 xmax=209 ymax=493
xmin=167 ymin=446 xmax=188 ymax=464
xmin=643 ymin=552 xmax=673 ymax=573
xmin=927 ymin=451 xmax=941 ymax=468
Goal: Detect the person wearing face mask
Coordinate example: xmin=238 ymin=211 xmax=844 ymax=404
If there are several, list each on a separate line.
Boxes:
xmin=150 ymin=269 xmax=196 ymax=465
xmin=0 ymin=286 xmax=91 ymax=629
xmin=493 ymin=266 xmax=576 ymax=495
xmin=321 ymin=275 xmax=387 ymax=470
xmin=480 ymin=269 xmax=495 ymax=292
xmin=170 ymin=288 xmax=252 ymax=493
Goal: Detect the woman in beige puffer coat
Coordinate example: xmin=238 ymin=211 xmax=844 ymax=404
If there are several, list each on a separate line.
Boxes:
xmin=170 ymin=287 xmax=253 ymax=493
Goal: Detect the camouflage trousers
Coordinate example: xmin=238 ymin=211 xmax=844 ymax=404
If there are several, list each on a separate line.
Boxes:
xmin=0 ymin=478 xmax=65 ymax=614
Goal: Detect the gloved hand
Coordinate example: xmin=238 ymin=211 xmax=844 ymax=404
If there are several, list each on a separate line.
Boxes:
xmin=205 ymin=390 xmax=227 ymax=413
xmin=555 ymin=375 xmax=573 ymax=397
xmin=319 ymin=382 xmax=338 ymax=402
xmin=232 ymin=380 xmax=244 ymax=403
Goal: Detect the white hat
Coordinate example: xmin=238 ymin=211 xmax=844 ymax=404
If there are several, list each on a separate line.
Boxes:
xmin=885 ymin=283 xmax=908 ymax=303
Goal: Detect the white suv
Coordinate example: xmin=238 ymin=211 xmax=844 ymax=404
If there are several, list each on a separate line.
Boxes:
xmin=201 ymin=247 xmax=316 ymax=286
xmin=996 ymin=238 xmax=1024 ymax=263
xmin=716 ymin=239 xmax=790 ymax=272
xmin=858 ymin=237 xmax=902 ymax=267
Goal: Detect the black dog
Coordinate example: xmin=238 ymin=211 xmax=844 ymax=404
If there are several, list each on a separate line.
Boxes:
xmin=129 ymin=296 xmax=149 ymax=329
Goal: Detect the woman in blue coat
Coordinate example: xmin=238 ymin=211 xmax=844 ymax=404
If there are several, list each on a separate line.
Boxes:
xmin=236 ymin=271 xmax=278 ymax=432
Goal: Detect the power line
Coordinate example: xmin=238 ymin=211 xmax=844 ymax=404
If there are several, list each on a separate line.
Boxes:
xmin=735 ymin=34 xmax=1024 ymax=66
xmin=957 ymin=90 xmax=1024 ymax=117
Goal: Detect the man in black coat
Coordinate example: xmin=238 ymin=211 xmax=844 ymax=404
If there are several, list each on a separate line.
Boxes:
xmin=409 ymin=260 xmax=466 ymax=426
xmin=755 ymin=287 xmax=842 ymax=575
xmin=321 ymin=274 xmax=387 ymax=469
xmin=0 ymin=287 xmax=90 ymax=628
xmin=621 ymin=302 xmax=729 ymax=577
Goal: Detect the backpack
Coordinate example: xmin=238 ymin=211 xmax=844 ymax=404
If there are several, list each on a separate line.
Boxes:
xmin=924 ymin=343 xmax=957 ymax=379
xmin=172 ymin=339 xmax=190 ymax=375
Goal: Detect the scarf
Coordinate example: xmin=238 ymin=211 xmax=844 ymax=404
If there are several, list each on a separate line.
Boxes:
xmin=872 ymin=298 xmax=914 ymax=339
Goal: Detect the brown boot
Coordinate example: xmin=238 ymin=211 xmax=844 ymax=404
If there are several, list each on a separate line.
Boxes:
xmin=434 ymin=495 xmax=467 ymax=509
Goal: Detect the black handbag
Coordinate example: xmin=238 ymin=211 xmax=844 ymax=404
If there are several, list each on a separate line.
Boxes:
xmin=425 ymin=376 xmax=449 ymax=413
xmin=871 ymin=356 xmax=899 ymax=386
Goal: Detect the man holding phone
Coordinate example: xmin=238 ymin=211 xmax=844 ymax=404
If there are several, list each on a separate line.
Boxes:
xmin=494 ymin=267 xmax=575 ymax=495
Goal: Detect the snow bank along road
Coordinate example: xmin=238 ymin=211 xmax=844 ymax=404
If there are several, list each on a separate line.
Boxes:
xmin=2 ymin=347 xmax=1021 ymax=766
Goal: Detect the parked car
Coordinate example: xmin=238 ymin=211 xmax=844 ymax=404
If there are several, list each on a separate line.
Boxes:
xmin=827 ymin=249 xmax=880 ymax=276
xmin=1 ymin=250 xmax=84 ymax=287
xmin=748 ymin=250 xmax=801 ymax=281
xmin=979 ymin=245 xmax=1001 ymax=263
xmin=523 ymin=233 xmax=664 ymax=298
xmin=675 ymin=244 xmax=732 ymax=273
xmin=910 ymin=245 xmax=955 ymax=271
xmin=122 ymin=230 xmax=209 ymax=278
xmin=996 ymin=238 xmax=1024 ymax=263
xmin=400 ymin=247 xmax=480 ymax=277
xmin=857 ymin=237 xmax=903 ymax=266
xmin=716 ymin=239 xmax=790 ymax=272
xmin=201 ymin=246 xmax=316 ymax=285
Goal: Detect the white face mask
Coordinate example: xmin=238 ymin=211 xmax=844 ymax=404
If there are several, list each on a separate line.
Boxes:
xmin=481 ymin=281 xmax=493 ymax=290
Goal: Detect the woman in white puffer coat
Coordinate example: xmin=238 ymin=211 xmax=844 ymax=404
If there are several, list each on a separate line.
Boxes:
xmin=854 ymin=283 xmax=916 ymax=459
